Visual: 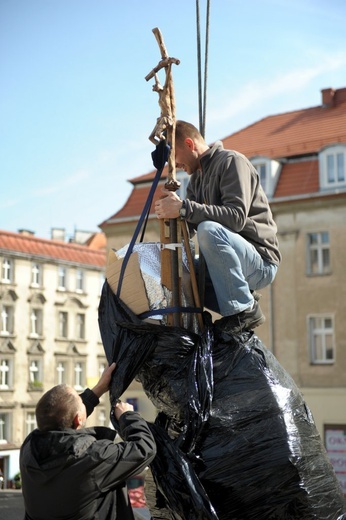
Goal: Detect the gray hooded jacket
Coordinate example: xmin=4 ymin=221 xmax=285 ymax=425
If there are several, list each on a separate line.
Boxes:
xmin=183 ymin=141 xmax=281 ymax=266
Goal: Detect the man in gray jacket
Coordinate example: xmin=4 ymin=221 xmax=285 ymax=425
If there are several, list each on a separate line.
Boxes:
xmin=20 ymin=363 xmax=156 ymax=520
xmin=154 ymin=120 xmax=281 ymax=335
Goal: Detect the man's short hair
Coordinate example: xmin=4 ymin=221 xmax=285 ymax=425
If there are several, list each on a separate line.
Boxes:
xmin=175 ymin=120 xmax=202 ymax=144
xmin=35 ymin=384 xmax=80 ymax=431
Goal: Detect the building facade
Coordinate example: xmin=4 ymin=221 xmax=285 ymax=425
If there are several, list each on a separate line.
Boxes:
xmin=0 ymin=229 xmax=109 ymax=487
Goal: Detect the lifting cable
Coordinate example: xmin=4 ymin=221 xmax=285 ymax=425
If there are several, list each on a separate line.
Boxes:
xmin=196 ymin=0 xmax=211 ymax=138
xmin=196 ymin=0 xmax=211 ymax=309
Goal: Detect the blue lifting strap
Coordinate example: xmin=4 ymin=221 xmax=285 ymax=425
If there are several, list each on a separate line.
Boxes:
xmin=116 ymin=140 xmax=170 ymax=299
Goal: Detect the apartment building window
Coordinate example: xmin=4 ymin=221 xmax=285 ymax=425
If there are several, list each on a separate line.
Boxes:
xmin=0 ymin=413 xmax=10 ymax=442
xmin=56 ymin=361 xmax=66 ymax=384
xmin=25 ymin=412 xmax=37 ymax=435
xmin=1 ymin=258 xmax=13 ymax=284
xmin=255 ymin=162 xmax=268 ymax=192
xmin=56 ymin=349 xmax=86 ymax=387
xmin=30 ymin=308 xmax=43 ymax=338
xmin=327 ymin=152 xmax=345 ymax=183
xmin=29 ymin=359 xmax=43 ymax=389
xmin=31 ymin=263 xmax=42 ymax=287
xmin=307 ymin=232 xmax=330 ymax=275
xmin=74 ymin=361 xmax=85 ymax=390
xmin=58 ymin=266 xmax=68 ymax=291
xmin=250 ymin=157 xmax=280 ymax=198
xmin=76 ymin=269 xmax=84 ymax=293
xmin=76 ymin=313 xmax=85 ymax=340
xmin=1 ymin=305 xmax=14 ymax=336
xmin=0 ymin=359 xmax=12 ymax=390
xmin=58 ymin=311 xmax=68 ymax=338
xmin=309 ymin=315 xmax=335 ymax=364
xmin=319 ymin=145 xmax=346 ymax=189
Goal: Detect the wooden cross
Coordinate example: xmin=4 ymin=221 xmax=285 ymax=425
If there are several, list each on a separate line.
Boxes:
xmin=145 ymin=27 xmax=180 ymax=190
xmin=146 ymin=28 xmax=203 ymax=330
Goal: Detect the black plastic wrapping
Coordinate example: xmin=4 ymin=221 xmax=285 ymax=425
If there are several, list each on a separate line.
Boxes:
xmin=99 ymin=281 xmax=346 ymax=519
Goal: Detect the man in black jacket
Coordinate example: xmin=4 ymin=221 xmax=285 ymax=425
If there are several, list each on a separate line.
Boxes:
xmin=20 ymin=363 xmax=156 ymax=520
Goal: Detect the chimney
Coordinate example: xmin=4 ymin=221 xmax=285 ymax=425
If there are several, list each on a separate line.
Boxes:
xmin=321 ymin=87 xmax=335 ymax=108
xmin=51 ymin=228 xmax=66 ymax=241
xmin=18 ymin=229 xmax=35 ymax=236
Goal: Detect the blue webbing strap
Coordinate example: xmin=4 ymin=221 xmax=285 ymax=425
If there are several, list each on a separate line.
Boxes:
xmin=116 ymin=140 xmax=169 ymax=299
xmin=139 ymin=306 xmax=202 ymax=319
xmin=116 ymin=139 xmax=203 ymax=321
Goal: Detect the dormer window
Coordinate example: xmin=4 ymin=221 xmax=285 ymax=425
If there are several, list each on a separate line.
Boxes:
xmin=250 ymin=157 xmax=281 ymax=198
xmin=319 ymin=145 xmax=346 ymax=190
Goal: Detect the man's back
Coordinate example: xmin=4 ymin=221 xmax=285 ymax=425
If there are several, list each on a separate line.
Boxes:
xmin=20 ymin=414 xmax=156 ymax=520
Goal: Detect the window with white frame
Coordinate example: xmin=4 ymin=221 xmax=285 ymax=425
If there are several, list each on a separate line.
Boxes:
xmin=58 ymin=266 xmax=68 ymax=291
xmin=1 ymin=305 xmax=14 ymax=335
xmin=250 ymin=157 xmax=281 ymax=198
xmin=1 ymin=258 xmax=13 ymax=284
xmin=255 ymin=162 xmax=268 ymax=192
xmin=309 ymin=315 xmax=335 ymax=364
xmin=58 ymin=311 xmax=68 ymax=338
xmin=73 ymin=361 xmax=85 ymax=390
xmin=0 ymin=359 xmax=12 ymax=390
xmin=0 ymin=412 xmax=10 ymax=442
xmin=319 ymin=145 xmax=346 ymax=189
xmin=31 ymin=263 xmax=42 ymax=287
xmin=30 ymin=308 xmax=43 ymax=337
xmin=307 ymin=232 xmax=330 ymax=275
xmin=29 ymin=359 xmax=43 ymax=385
xmin=56 ymin=360 xmax=67 ymax=384
xmin=25 ymin=412 xmax=37 ymax=435
xmin=75 ymin=313 xmax=85 ymax=340
xmin=76 ymin=269 xmax=84 ymax=293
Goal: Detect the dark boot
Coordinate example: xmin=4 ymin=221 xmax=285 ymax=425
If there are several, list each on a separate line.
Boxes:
xmin=214 ymin=300 xmax=265 ymax=335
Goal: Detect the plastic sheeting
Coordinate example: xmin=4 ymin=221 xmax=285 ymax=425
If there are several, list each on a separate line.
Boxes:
xmin=99 ymin=281 xmax=346 ymax=520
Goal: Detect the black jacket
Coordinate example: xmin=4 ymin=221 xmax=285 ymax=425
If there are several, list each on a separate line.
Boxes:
xmin=20 ymin=391 xmax=156 ymax=520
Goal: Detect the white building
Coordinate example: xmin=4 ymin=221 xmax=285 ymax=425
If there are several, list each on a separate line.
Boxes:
xmin=0 ymin=228 xmax=109 ymax=487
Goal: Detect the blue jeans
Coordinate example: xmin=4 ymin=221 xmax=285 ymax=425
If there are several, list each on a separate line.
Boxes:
xmin=197 ymin=221 xmax=278 ymax=317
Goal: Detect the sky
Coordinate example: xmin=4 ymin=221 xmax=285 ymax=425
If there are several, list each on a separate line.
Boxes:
xmin=1 ymin=0 xmax=346 ymax=241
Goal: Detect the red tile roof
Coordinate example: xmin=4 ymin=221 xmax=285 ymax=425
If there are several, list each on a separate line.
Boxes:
xmin=222 ymin=101 xmax=346 ymax=160
xmin=0 ymin=230 xmax=106 ymax=267
xmin=100 ymin=182 xmax=166 ymax=224
xmin=275 ymin=160 xmax=320 ymax=199
xmin=100 ymin=87 xmax=346 ymax=225
xmin=84 ymin=232 xmax=107 ymax=250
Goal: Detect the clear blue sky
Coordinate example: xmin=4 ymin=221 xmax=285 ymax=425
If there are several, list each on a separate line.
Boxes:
xmin=1 ymin=0 xmax=346 ymax=240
